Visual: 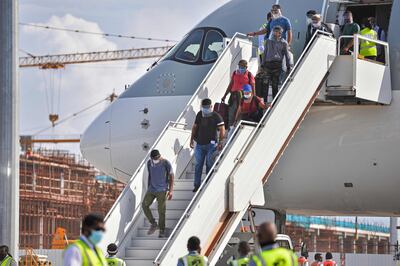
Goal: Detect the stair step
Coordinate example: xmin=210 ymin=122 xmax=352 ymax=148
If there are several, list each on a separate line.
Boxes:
xmin=131 ymin=237 xmax=167 ymax=248
xmin=125 ymin=258 xmax=154 ymax=266
xmin=125 ymin=247 xmax=161 ymax=258
xmin=150 ymin=208 xmax=186 ymax=219
xmin=185 ymin=171 xmax=207 ymax=179
xmin=137 ymin=227 xmax=173 ymax=237
xmin=149 ymin=199 xmax=190 ymax=210
xmin=171 ymin=190 xmax=194 ymax=200
xmin=174 ymin=180 xmax=194 ymax=190
xmin=143 ymin=218 xmax=179 ymax=228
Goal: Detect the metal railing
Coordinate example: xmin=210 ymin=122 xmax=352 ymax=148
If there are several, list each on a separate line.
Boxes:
xmin=175 ymin=32 xmax=252 ymax=123
xmin=337 ymin=34 xmax=389 ymax=66
xmin=154 ymin=30 xmax=334 ymax=265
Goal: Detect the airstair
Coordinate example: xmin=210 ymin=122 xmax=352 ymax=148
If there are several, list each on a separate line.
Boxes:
xmin=99 ymin=31 xmax=391 ymax=266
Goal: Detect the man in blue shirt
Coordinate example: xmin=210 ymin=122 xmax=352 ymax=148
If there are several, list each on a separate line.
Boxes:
xmin=247 ymin=5 xmax=292 ymax=46
xmin=142 ymin=149 xmax=174 ymax=238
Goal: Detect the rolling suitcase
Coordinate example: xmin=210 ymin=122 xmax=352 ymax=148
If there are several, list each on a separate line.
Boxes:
xmin=213 ymin=102 xmax=229 ymax=129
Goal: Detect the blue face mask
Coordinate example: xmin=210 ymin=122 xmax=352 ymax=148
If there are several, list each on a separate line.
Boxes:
xmin=89 ymin=230 xmax=103 ymax=245
xmin=201 ymin=107 xmax=212 ymax=116
xmin=238 ymin=66 xmax=246 ymax=74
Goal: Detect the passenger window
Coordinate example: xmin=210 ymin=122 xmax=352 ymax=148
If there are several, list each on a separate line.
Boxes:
xmin=202 ymin=30 xmax=224 ymax=62
xmin=175 ymin=30 xmax=204 ymax=62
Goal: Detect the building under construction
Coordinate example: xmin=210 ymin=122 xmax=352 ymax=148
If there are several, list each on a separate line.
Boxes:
xmin=19 ymin=149 xmax=124 ymax=249
xmin=286 ymin=215 xmax=391 ymax=254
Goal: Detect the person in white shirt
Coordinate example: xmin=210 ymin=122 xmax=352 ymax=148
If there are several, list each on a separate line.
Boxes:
xmin=63 ymin=214 xmax=108 ymax=266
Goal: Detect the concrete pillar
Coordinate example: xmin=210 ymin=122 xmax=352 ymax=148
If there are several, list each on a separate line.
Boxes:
xmin=339 ymin=234 xmax=344 ymax=254
xmin=0 ymin=0 xmax=19 ymax=258
xmin=390 ymin=217 xmax=398 ymax=253
xmin=312 ymin=233 xmax=317 ymax=252
xmin=362 ymin=238 xmax=368 ymax=254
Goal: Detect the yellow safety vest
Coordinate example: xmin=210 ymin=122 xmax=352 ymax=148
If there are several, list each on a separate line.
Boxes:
xmin=228 ymin=256 xmax=250 ymax=266
xmin=360 ymin=28 xmax=377 ymax=57
xmin=106 ymin=257 xmax=125 ymax=266
xmin=65 ymin=239 xmax=108 ymax=266
xmin=0 ymin=256 xmax=14 ymax=266
xmin=251 ymin=247 xmax=298 ymax=266
xmin=179 ymin=253 xmax=207 ymax=266
xmin=258 ymin=23 xmax=267 ymax=56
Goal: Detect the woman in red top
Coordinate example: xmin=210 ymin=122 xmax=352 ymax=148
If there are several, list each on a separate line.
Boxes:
xmin=221 ymin=59 xmax=255 ymax=127
xmin=234 ymin=84 xmax=266 ymax=124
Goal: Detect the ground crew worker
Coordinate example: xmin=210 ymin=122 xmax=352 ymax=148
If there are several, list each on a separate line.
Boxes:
xmin=63 ymin=213 xmax=107 ymax=266
xmin=0 ymin=246 xmax=16 ymax=266
xmin=249 ymin=222 xmax=298 ymax=266
xmin=323 ymin=252 xmax=336 ymax=266
xmin=106 ymin=244 xmax=126 ymax=266
xmin=177 ymin=236 xmax=208 ymax=266
xmin=227 ymin=241 xmax=251 ymax=266
xmin=258 ymin=12 xmax=272 ymax=64
xmin=359 ymin=18 xmax=378 ymax=60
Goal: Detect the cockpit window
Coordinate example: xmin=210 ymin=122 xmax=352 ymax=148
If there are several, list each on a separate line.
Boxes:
xmin=202 ymin=30 xmax=224 ymax=62
xmin=175 ymin=29 xmax=204 ymax=62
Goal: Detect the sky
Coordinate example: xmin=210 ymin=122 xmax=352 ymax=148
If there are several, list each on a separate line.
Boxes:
xmin=18 ymin=1 xmax=393 ymax=228
xmin=19 ymin=0 xmax=230 ymax=141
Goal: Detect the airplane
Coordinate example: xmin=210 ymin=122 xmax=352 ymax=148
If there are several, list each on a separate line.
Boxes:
xmin=80 ymin=0 xmax=400 ymax=218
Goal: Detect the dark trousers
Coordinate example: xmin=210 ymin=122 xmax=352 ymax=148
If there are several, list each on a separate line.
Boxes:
xmin=142 ymin=191 xmax=167 ymax=231
xmin=262 ymin=61 xmax=282 ymax=99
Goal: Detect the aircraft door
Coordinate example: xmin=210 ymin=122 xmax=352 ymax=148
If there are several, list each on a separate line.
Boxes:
xmin=277 ymin=0 xmax=325 ymax=61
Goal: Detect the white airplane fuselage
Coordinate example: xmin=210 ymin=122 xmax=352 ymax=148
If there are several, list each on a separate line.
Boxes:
xmin=80 ymin=0 xmax=400 ymax=216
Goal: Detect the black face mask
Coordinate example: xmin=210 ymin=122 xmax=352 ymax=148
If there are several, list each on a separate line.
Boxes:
xmin=0 ymin=253 xmax=7 ymax=260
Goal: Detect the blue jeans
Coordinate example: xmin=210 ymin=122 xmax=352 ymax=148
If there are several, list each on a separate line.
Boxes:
xmin=194 ymin=143 xmax=216 ymax=187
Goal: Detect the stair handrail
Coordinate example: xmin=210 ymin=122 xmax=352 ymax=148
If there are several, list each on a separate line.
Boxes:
xmin=154 ymin=30 xmax=334 ymax=265
xmin=105 ymin=33 xmax=250 ymax=223
xmin=175 ymin=32 xmax=251 ymax=123
xmin=104 ymin=120 xmax=187 ymax=222
xmin=153 ymin=120 xmax=257 ymax=265
xmin=232 ymin=30 xmax=334 ymax=166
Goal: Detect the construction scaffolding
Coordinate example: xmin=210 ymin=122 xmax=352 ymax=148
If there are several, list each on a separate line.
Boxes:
xmin=286 ymin=220 xmax=391 ymax=254
xmin=19 ymin=149 xmax=124 ymax=249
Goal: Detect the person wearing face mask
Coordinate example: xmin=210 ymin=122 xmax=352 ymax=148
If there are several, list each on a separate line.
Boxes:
xmin=260 ymin=26 xmax=292 ymax=101
xmin=63 ymin=214 xmax=108 ymax=266
xmin=368 ymin=17 xmax=386 ymax=62
xmin=142 ymin=149 xmax=174 ymax=238
xmin=190 ymin=98 xmax=225 ymax=192
xmin=258 ymin=12 xmax=273 ymax=64
xmin=306 ymin=10 xmax=317 ymax=27
xmin=304 ymin=14 xmax=333 ymax=49
xmin=235 ymin=84 xmax=267 ymax=124
xmin=222 ymin=60 xmax=255 ymax=128
xmin=248 ymin=5 xmax=292 ymax=46
xmin=340 ymin=11 xmax=360 ymax=54
xmin=0 ymin=246 xmax=16 ymax=266
xmin=359 ymin=17 xmax=378 ymax=61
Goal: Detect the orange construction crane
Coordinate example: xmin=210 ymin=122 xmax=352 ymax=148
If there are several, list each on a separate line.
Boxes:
xmin=19 ymin=46 xmax=172 ymax=68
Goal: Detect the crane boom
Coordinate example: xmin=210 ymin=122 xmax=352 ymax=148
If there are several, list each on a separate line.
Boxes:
xmin=19 ymin=46 xmax=172 ymax=68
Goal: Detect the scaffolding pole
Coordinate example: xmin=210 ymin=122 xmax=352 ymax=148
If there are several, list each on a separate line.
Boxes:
xmin=0 ymin=0 xmax=19 ymax=257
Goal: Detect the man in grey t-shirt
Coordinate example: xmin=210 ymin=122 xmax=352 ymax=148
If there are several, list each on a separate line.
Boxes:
xmin=142 ymin=149 xmax=174 ymax=238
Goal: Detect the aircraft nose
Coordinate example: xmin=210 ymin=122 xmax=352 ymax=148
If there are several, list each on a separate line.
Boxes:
xmin=80 ymin=106 xmax=114 ymax=176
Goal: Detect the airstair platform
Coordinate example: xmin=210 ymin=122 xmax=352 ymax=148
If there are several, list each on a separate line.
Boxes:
xmin=98 ymin=31 xmax=391 ymax=265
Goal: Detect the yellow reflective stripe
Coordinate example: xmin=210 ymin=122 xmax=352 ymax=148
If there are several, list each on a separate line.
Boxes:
xmin=1 ymin=256 xmax=13 ymax=266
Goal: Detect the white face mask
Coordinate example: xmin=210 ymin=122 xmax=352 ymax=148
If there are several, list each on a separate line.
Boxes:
xmin=152 ymin=159 xmax=160 ymax=164
xmin=243 ymin=93 xmax=252 ymax=99
xmin=306 ymin=17 xmax=312 ymax=25
xmin=312 ymin=22 xmax=321 ymax=28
